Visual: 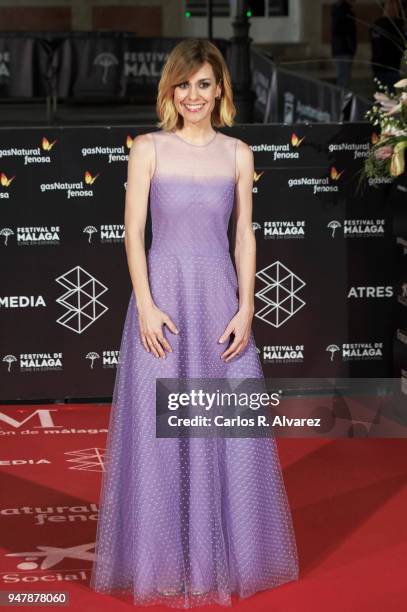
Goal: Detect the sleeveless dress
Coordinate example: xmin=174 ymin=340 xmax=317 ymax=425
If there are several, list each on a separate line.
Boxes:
xmin=90 ymin=128 xmax=299 ymax=608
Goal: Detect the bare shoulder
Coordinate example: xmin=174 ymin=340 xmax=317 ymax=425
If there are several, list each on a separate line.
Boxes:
xmin=219 ymin=132 xmax=251 ymax=154
xmin=129 ymin=131 xmax=155 ymax=155
xmin=128 ymin=132 xmax=155 ymax=177
xmin=235 ymin=137 xmax=253 ymax=158
xmin=235 ymin=138 xmax=254 ymax=182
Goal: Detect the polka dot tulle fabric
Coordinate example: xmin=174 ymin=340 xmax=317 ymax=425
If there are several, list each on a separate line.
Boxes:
xmin=89 ymin=129 xmax=299 ymax=607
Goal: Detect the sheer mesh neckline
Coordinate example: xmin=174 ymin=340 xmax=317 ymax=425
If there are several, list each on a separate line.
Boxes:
xmin=171 ymin=130 xmax=218 ymax=147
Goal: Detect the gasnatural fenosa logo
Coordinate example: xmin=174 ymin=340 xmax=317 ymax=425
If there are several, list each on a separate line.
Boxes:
xmin=1 ymin=172 xmax=14 ymax=186
xmin=0 ymin=172 xmax=15 ymax=199
xmin=328 ymin=140 xmax=370 ymax=159
xmin=327 ymin=131 xmax=382 ymax=161
xmin=250 ymin=132 xmax=305 ymax=160
xmin=40 ymin=172 xmax=100 ymax=199
xmin=287 ymin=166 xmax=344 ymax=194
xmin=0 ymin=136 xmax=57 ymax=167
xmin=81 ymin=134 xmax=133 ymax=162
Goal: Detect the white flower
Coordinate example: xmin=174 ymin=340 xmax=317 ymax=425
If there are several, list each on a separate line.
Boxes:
xmin=373 ymin=92 xmax=400 ymax=115
xmin=381 ymin=127 xmax=407 ymax=136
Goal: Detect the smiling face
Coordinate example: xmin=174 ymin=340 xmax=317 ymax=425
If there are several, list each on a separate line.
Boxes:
xmin=172 ymin=61 xmax=222 ymax=128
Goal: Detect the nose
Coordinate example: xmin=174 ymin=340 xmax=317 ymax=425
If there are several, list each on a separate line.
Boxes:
xmin=184 ymin=85 xmax=202 ymax=101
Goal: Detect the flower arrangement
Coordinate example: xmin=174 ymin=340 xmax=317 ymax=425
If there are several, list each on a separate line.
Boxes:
xmin=363 ymin=47 xmax=407 ymax=180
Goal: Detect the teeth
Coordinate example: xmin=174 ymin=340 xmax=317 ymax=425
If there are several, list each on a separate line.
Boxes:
xmin=184 ymin=104 xmax=204 ymax=110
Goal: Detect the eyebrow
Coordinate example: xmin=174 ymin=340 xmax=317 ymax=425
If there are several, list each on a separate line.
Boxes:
xmin=181 ymin=77 xmax=212 ymax=83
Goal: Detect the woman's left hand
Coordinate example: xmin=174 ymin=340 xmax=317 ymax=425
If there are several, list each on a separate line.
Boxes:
xmin=218 ymin=306 xmax=254 ymax=362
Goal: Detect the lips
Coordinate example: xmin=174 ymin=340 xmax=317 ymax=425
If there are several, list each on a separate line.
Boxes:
xmin=183 ymin=103 xmax=205 ymax=112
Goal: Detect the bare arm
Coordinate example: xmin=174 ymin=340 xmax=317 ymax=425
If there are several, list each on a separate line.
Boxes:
xmin=233 ymin=139 xmax=256 ymax=314
xmin=124 ymin=133 xmax=155 ymax=310
xmin=124 ymin=133 xmax=178 ymax=358
xmin=218 ymin=139 xmax=256 ymax=361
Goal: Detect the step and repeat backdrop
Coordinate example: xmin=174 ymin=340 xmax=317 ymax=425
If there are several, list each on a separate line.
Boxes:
xmin=0 ymin=33 xmax=227 ymax=102
xmin=0 ymin=123 xmax=404 ymax=401
xmin=250 ymin=48 xmax=371 ymax=123
xmin=0 ymin=34 xmax=368 ymax=123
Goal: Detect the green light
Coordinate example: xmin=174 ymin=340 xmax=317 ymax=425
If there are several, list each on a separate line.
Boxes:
xmin=246 ymin=10 xmax=252 ymax=17
xmin=185 ymin=10 xmax=191 ymax=18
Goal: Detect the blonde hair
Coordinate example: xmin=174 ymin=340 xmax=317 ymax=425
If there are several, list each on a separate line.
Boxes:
xmin=156 ymin=38 xmax=236 ymax=131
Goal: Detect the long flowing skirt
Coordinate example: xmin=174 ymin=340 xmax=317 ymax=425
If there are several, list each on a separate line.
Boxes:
xmin=90 ymin=251 xmax=299 ymax=608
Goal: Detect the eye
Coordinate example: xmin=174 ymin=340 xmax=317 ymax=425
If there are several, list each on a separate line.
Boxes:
xmin=177 ymin=81 xmax=211 ymax=89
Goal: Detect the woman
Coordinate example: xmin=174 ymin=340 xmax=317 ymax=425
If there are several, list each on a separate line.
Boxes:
xmin=90 ymin=38 xmax=299 ymax=608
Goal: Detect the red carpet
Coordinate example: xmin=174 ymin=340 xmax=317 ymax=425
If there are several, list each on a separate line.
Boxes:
xmin=0 ymin=402 xmax=406 ymax=611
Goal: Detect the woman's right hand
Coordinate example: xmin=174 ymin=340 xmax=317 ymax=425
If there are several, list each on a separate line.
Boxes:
xmin=138 ymin=303 xmax=179 ymax=358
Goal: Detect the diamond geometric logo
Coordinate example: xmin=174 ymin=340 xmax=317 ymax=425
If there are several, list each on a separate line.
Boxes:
xmin=255 ymin=260 xmax=306 ymax=328
xmin=65 ymin=448 xmax=106 ymax=472
xmin=55 ymin=266 xmax=108 ymax=334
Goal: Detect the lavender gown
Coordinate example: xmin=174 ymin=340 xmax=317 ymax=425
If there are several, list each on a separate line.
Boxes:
xmin=90 ymin=128 xmax=299 ymax=608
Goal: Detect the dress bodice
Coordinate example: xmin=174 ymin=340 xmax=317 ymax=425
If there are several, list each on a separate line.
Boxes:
xmin=148 ymin=129 xmax=237 ymax=258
